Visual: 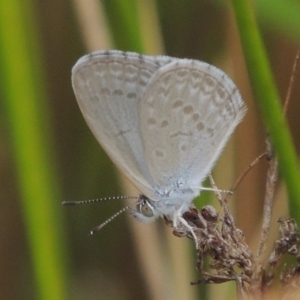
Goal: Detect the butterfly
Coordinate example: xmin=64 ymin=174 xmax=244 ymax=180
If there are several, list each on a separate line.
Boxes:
xmin=71 ymin=50 xmax=246 ymax=234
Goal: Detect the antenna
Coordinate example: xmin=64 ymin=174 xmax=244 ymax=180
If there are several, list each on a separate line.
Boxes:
xmin=62 ymin=196 xmax=139 ymax=234
xmin=62 ymin=195 xmax=138 ymax=206
xmin=89 ymin=205 xmax=133 ymax=235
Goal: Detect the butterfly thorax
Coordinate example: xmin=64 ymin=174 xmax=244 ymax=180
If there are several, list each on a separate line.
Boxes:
xmin=129 ymin=185 xmax=199 ymax=224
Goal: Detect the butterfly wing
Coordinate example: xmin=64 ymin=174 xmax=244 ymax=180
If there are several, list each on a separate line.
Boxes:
xmin=140 ymin=60 xmax=246 ymax=191
xmin=72 ymin=50 xmax=174 ymax=195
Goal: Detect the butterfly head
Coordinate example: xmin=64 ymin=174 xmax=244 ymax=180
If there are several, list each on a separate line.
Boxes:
xmin=128 ymin=189 xmax=196 ymax=224
xmin=128 ymin=194 xmax=160 ymax=223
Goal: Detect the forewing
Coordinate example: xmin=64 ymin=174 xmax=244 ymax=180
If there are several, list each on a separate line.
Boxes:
xmin=72 ymin=50 xmax=174 ymax=194
xmin=140 ymin=59 xmax=246 ymax=189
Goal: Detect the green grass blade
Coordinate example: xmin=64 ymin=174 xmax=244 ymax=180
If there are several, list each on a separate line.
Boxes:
xmin=0 ymin=1 xmax=68 ymax=299
xmin=102 ymin=0 xmax=145 ymax=52
xmin=255 ymin=0 xmax=300 ymax=42
xmin=231 ymin=1 xmax=300 ymax=218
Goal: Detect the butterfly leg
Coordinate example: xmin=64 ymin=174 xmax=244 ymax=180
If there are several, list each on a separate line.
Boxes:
xmin=172 ymin=205 xmax=199 ymax=249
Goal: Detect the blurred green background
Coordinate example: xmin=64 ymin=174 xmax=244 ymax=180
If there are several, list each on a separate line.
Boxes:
xmin=1 ymin=0 xmax=300 ymax=299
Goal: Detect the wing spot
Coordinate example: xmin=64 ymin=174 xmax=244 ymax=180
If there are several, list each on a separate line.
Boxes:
xmin=191 ymin=70 xmax=202 ymax=79
xmin=204 ymin=76 xmax=217 ymax=88
xmin=207 ymin=127 xmax=215 ymax=137
xmin=127 ymin=92 xmax=137 ymax=99
xmin=112 ymin=89 xmax=124 ymax=96
xmin=196 ymin=122 xmax=205 ymax=131
xmin=158 ymin=86 xmax=171 ymax=97
xmin=172 ymin=99 xmax=183 ymax=109
xmin=170 ymin=131 xmax=192 ymax=138
xmin=155 ymin=149 xmax=165 ymax=158
xmin=146 ymin=98 xmax=154 ymax=108
xmin=162 ymin=73 xmax=172 ymax=85
xmin=140 ymin=69 xmax=153 ymax=86
xmin=141 ymin=69 xmax=152 ymax=79
xmin=181 ymin=144 xmax=187 ymax=151
xmin=111 ymin=62 xmax=122 ymax=72
xmin=101 ymin=88 xmax=111 ymax=95
xmin=96 ymin=69 xmax=109 ymax=80
xmin=115 ymin=129 xmax=131 ymax=137
xmin=190 ymin=71 xmax=204 ymax=87
xmin=126 ymin=75 xmax=138 ymax=83
xmin=192 ymin=113 xmax=199 ymax=121
xmin=224 ymin=102 xmax=235 ymax=116
xmin=217 ymin=86 xmax=226 ymax=99
xmin=139 ymin=79 xmax=148 ymax=86
xmin=125 ymin=65 xmax=138 ymax=74
xmin=148 ymin=117 xmax=157 ymax=126
xmin=183 ymin=105 xmax=193 ymax=114
xmin=177 ymin=69 xmax=188 ymax=78
xmin=160 ymin=120 xmax=169 ymax=128
xmin=125 ymin=62 xmax=134 ymax=69
xmin=125 ymin=66 xmax=139 ymax=82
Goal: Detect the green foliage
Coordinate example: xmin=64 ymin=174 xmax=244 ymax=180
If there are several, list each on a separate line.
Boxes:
xmin=231 ymin=0 xmax=300 ymax=219
xmin=0 ymin=1 xmax=68 ymax=299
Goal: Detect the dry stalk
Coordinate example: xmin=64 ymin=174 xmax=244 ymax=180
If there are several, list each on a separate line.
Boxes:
xmin=167 ymin=52 xmax=300 ymax=299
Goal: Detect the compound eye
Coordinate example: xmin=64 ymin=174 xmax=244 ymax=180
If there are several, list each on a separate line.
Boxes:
xmin=138 ymin=200 xmax=154 ymax=217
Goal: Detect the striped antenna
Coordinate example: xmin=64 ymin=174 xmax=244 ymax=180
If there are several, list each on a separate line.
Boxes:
xmin=62 ymin=196 xmax=139 ymax=235
xmin=62 ymin=196 xmax=138 ymax=206
xmin=89 ymin=204 xmax=134 ymax=235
